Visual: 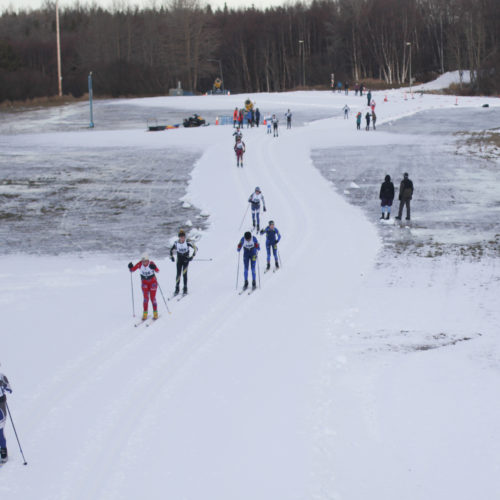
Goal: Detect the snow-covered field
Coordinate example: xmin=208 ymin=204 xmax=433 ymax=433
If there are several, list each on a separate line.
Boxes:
xmin=1 ymin=82 xmax=500 ymax=500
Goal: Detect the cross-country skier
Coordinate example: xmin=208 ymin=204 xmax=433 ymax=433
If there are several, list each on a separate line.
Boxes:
xmin=266 ymin=117 xmax=272 ymax=135
xmin=356 ymin=111 xmax=362 ymax=130
xmin=248 ymin=186 xmax=267 ymax=231
xmin=285 ymin=109 xmax=292 ymax=129
xmin=379 ymin=174 xmax=395 ymax=219
xmin=237 ymin=231 xmax=260 ymax=290
xmin=128 ymin=255 xmax=160 ymax=320
xmin=260 ymin=220 xmax=281 ymax=270
xmin=0 ymin=370 xmax=11 ymax=463
xmin=343 ymin=104 xmax=350 ymax=119
xmin=372 ymin=111 xmax=377 ymax=130
xmin=271 ymin=114 xmax=279 ymax=137
xmin=170 ymin=229 xmax=197 ymax=296
xmin=233 ymin=126 xmax=243 ymax=143
xmin=234 ymin=137 xmax=246 ymax=167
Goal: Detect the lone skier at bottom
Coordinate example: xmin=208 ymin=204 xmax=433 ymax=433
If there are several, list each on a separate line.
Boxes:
xmin=260 ymin=220 xmax=281 ymax=270
xmin=0 ymin=370 xmax=12 ymax=463
xmin=237 ymin=231 xmax=260 ymax=291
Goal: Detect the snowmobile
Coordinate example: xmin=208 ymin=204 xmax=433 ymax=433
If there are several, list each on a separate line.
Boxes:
xmin=183 ymin=114 xmax=206 ymax=127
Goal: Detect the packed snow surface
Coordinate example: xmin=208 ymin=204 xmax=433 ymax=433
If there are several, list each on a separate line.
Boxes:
xmin=1 ymin=82 xmax=500 ymax=500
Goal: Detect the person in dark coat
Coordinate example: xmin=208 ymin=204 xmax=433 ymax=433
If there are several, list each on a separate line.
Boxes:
xmin=255 ymin=108 xmax=261 ymax=127
xmin=365 ymin=111 xmax=371 ymax=130
xmin=379 ymin=175 xmax=395 ymax=219
xmin=367 ymin=90 xmax=372 ymax=107
xmin=395 ymin=173 xmax=414 ymax=220
xmin=372 ymin=111 xmax=377 ymax=130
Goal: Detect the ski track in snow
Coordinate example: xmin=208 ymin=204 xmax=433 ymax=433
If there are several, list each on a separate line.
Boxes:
xmin=2 ymin=84 xmax=500 ymax=500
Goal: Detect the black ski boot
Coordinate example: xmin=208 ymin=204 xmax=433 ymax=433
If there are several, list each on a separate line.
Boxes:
xmin=174 ymin=287 xmax=179 ymax=296
xmin=380 ymin=214 xmax=385 ymax=219
xmin=275 ymin=261 xmax=279 ymax=270
xmin=252 ymin=280 xmax=257 ymax=290
xmin=266 ymin=262 xmax=270 ymax=271
xmin=183 ymin=287 xmax=188 ymax=295
xmin=0 ymin=448 xmax=7 ymax=463
xmin=243 ymin=280 xmax=249 ymax=291
xmin=386 ymin=213 xmax=390 ymax=220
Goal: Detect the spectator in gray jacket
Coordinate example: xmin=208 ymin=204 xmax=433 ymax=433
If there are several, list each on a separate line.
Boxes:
xmin=395 ymin=173 xmax=414 ymax=220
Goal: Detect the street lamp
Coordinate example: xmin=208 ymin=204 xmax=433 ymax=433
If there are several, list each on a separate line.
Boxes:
xmin=208 ymin=58 xmax=224 ymax=93
xmin=56 ymin=0 xmax=62 ymax=96
xmin=406 ymin=42 xmax=412 ymax=96
xmin=298 ymin=40 xmax=305 ymax=87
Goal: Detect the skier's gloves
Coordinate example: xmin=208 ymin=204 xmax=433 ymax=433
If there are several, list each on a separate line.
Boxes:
xmin=128 ymin=262 xmax=133 ymax=270
xmin=170 ymin=256 xmax=175 ymax=262
xmin=149 ymin=263 xmax=156 ymax=270
xmin=263 ymin=207 xmax=267 ymax=212
xmin=188 ymin=256 xmax=193 ymax=261
xmin=273 ymin=245 xmax=277 ymax=250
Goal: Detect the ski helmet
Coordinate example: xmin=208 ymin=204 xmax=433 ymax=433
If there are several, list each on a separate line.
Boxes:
xmin=244 ymin=231 xmax=252 ymax=240
xmin=255 ymin=186 xmax=261 ymax=192
xmin=269 ymin=220 xmax=274 ymax=226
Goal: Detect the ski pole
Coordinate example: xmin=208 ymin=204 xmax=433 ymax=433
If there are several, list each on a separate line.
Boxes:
xmin=277 ymin=249 xmax=283 ymax=269
xmin=5 ymin=401 xmax=27 ymax=465
xmin=156 ymin=280 xmax=171 ymax=314
xmin=236 ymin=251 xmax=241 ymax=290
xmin=192 ymin=258 xmax=213 ymax=262
xmin=238 ymin=204 xmax=250 ymax=230
xmin=257 ymin=254 xmax=261 ymax=289
xmin=130 ymin=272 xmax=136 ymax=317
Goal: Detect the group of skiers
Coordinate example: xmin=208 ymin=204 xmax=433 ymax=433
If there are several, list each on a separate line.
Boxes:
xmin=128 ymin=229 xmax=197 ymax=321
xmin=238 ymin=186 xmax=281 ymax=291
xmin=379 ymin=173 xmax=414 ymax=220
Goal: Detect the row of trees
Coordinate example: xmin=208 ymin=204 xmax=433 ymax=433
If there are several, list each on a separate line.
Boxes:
xmin=0 ymin=0 xmax=499 ymax=102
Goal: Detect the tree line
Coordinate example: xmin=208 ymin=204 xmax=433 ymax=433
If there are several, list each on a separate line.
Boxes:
xmin=0 ymin=0 xmax=498 ymax=103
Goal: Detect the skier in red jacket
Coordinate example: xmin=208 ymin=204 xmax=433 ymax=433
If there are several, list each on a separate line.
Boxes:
xmin=128 ymin=255 xmax=160 ymax=320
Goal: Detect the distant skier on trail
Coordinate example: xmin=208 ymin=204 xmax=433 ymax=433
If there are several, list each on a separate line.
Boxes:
xmin=170 ymin=229 xmax=197 ymax=296
xmin=271 ymin=114 xmax=279 ymax=137
xmin=379 ymin=174 xmax=395 ymax=219
xmin=237 ymin=231 xmax=260 ymax=291
xmin=343 ymin=104 xmax=350 ymax=119
xmin=372 ymin=111 xmax=377 ymax=130
xmin=0 ymin=370 xmax=12 ymax=463
xmin=234 ymin=137 xmax=246 ymax=167
xmin=260 ymin=220 xmax=281 ymax=271
xmin=285 ymin=109 xmax=292 ymax=129
xmin=128 ymin=255 xmax=160 ymax=320
xmin=233 ymin=126 xmax=243 ymax=143
xmin=248 ymin=186 xmax=267 ymax=231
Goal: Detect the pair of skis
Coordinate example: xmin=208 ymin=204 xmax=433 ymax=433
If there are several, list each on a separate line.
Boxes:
xmin=134 ymin=315 xmax=160 ymax=328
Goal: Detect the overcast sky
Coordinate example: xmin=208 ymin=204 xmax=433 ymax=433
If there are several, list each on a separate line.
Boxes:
xmin=0 ymin=0 xmax=289 ymax=13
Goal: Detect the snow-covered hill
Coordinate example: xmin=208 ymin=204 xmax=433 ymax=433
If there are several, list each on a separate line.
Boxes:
xmin=1 ymin=85 xmax=499 ymax=500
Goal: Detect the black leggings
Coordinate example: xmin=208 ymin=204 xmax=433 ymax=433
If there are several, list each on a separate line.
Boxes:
xmin=176 ymin=259 xmax=189 ymax=289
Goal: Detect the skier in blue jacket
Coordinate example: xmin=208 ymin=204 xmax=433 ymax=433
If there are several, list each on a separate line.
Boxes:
xmin=237 ymin=231 xmax=260 ymax=290
xmin=0 ymin=370 xmax=12 ymax=463
xmin=260 ymin=220 xmax=281 ymax=270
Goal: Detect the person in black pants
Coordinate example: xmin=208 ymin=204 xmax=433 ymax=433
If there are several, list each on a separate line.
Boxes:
xmin=395 ymin=173 xmax=414 ymax=220
xmin=170 ymin=229 xmax=197 ymax=295
xmin=379 ymin=175 xmax=395 ymax=219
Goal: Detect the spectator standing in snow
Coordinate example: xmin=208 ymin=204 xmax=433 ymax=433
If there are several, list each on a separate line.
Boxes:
xmin=372 ymin=111 xmax=377 ymax=130
xmin=0 ymin=370 xmax=12 ymax=463
xmin=379 ymin=174 xmax=395 ymax=219
xmin=395 ymin=173 xmax=414 ymax=221
xmin=343 ymin=104 xmax=350 ymax=119
xmin=365 ymin=111 xmax=371 ymax=130
xmin=234 ymin=137 xmax=246 ymax=167
xmin=233 ymin=107 xmax=239 ymax=127
xmin=345 ymin=81 xmax=349 ymax=95
xmin=359 ymin=84 xmax=364 ymax=97
xmin=356 ymin=112 xmax=362 ymax=130
xmin=169 ymin=229 xmax=197 ymax=295
xmin=128 ymin=255 xmax=160 ymax=320
xmin=238 ymin=109 xmax=244 ymax=127
xmin=271 ymin=114 xmax=279 ymax=137
xmin=255 ymin=108 xmax=261 ymax=127
xmin=337 ymin=81 xmax=342 ymax=93
xmin=354 ymin=82 xmax=359 ymax=96
xmin=285 ymin=109 xmax=292 ymax=129
xmin=260 ymin=220 xmax=281 ymax=271
xmin=237 ymin=231 xmax=260 ymax=291
xmin=266 ymin=116 xmax=272 ymax=135
xmin=367 ymin=90 xmax=372 ymax=107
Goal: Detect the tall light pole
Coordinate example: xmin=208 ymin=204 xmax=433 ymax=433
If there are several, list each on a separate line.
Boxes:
xmin=406 ymin=42 xmax=412 ymax=96
xmin=56 ymin=0 xmax=62 ymax=96
xmin=208 ymin=58 xmax=224 ymax=93
xmin=298 ymin=40 xmax=305 ymax=87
